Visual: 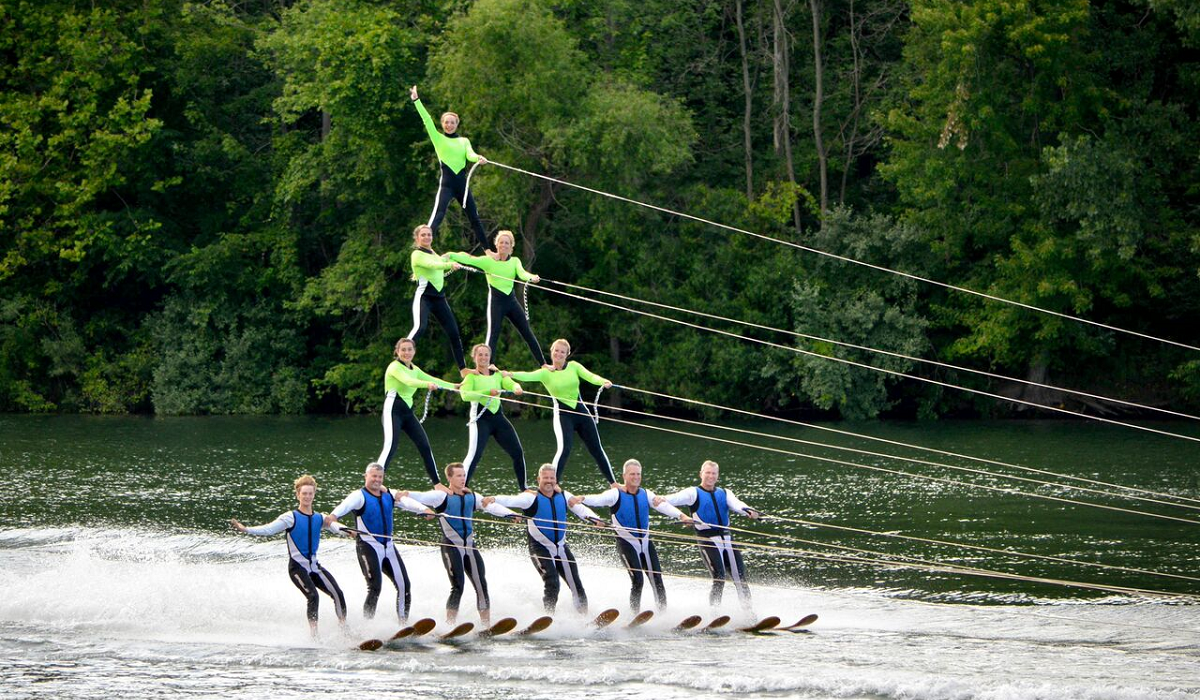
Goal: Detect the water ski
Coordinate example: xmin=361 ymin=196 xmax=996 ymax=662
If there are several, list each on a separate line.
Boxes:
xmin=673 ymin=615 xmax=703 ymax=631
xmin=739 ymin=616 xmax=780 ymax=633
xmin=479 ymin=617 xmax=518 ymax=637
xmin=702 ymin=615 xmax=731 ymax=631
xmin=782 ymin=613 xmax=819 ymax=630
xmin=591 ymin=608 xmax=621 ymax=629
xmin=625 ymin=610 xmax=654 ymax=629
xmin=440 ymin=622 xmax=475 ymax=640
xmin=517 ymin=616 xmax=554 ymax=636
xmin=390 ymin=617 xmax=437 ymax=640
xmin=358 ymin=638 xmax=384 ymax=651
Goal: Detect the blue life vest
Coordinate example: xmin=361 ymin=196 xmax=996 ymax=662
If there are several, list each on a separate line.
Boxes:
xmin=523 ymin=491 xmax=567 ymax=544
xmin=692 ymin=487 xmax=729 ymax=535
xmin=438 ymin=492 xmax=476 ymax=539
xmin=612 ymin=488 xmax=649 ymax=536
xmin=287 ymin=510 xmax=322 ymax=561
xmin=357 ymin=488 xmax=394 ymax=544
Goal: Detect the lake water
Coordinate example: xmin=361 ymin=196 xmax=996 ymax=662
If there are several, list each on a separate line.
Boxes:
xmin=1 ymin=414 xmax=1197 ymax=698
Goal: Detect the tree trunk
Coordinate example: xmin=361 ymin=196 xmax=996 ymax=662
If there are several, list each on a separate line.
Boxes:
xmin=772 ymin=0 xmax=803 ymax=233
xmin=809 ymin=0 xmax=828 ymax=216
xmin=735 ymin=0 xmax=755 ymax=200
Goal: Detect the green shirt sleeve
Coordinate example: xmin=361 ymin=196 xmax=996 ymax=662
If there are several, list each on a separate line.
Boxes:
xmin=458 ymin=374 xmax=488 ymax=404
xmin=463 ymin=137 xmax=480 ymax=163
xmin=413 ymin=98 xmax=441 ymax=146
xmin=412 ymin=249 xmax=453 ymax=271
xmin=446 ymin=251 xmax=491 ymax=270
xmin=509 ymin=368 xmax=548 ymax=384
xmin=570 ymin=361 xmax=607 ymax=387
xmin=413 ymin=365 xmax=457 ymax=391
xmin=513 ymin=257 xmax=534 ymax=282
xmin=501 ymin=375 xmax=519 ymax=392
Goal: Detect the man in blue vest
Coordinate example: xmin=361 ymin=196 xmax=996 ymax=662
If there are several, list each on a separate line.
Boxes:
xmin=326 ymin=463 xmax=434 ymax=622
xmin=657 ymin=460 xmax=761 ymax=609
xmin=569 ymin=458 xmax=692 ymax=612
xmin=398 ymin=462 xmax=518 ymax=626
xmin=484 ymin=464 xmax=603 ymax=614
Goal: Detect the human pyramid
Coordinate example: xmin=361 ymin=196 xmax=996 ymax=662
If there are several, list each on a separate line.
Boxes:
xmin=230 ymin=87 xmax=762 ymax=636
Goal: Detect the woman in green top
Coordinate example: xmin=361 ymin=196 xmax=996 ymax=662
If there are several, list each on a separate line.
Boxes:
xmin=447 ymin=230 xmax=545 ymax=365
xmin=502 ymin=338 xmax=617 ymax=486
xmin=460 ymin=343 xmax=529 ymax=490
xmin=378 ymin=337 xmax=459 ymax=486
xmin=407 ymin=224 xmax=467 ymax=371
xmin=410 ymin=85 xmax=490 ymax=251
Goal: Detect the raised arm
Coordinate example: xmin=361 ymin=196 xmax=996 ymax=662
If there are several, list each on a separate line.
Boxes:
xmin=412 ymin=94 xmax=440 ymax=143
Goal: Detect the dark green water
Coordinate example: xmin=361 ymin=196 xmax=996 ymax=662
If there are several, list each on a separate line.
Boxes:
xmin=3 ymin=413 xmax=1196 ymax=602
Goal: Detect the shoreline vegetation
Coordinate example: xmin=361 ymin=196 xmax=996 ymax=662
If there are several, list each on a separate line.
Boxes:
xmin=3 ymin=0 xmax=1198 ymax=420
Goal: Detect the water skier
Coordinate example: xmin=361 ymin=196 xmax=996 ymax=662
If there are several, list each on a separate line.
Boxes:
xmin=485 ymin=464 xmax=603 ymax=614
xmin=406 ymin=224 xmax=468 ymax=372
xmin=658 ymin=460 xmax=761 ymax=609
xmin=400 ymin=462 xmax=519 ymax=626
xmin=447 ymin=230 xmax=545 ymax=365
xmin=570 ymin=459 xmax=692 ymax=612
xmin=230 ymin=474 xmax=348 ymax=635
xmin=377 ymin=337 xmax=459 ymax=487
xmin=459 ymin=343 xmax=529 ymax=491
xmin=502 ymin=339 xmax=618 ymax=487
xmin=410 ymin=85 xmax=489 ymax=251
xmin=326 ymin=463 xmax=434 ymax=623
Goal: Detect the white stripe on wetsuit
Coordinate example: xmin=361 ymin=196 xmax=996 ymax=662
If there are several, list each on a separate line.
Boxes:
xmin=426 ymin=170 xmax=446 ymax=226
xmin=377 ymin=391 xmax=398 ymax=465
xmin=356 ymin=516 xmax=407 ymax=621
xmin=551 ymin=398 xmax=565 ymax=466
xmin=408 ymin=278 xmax=429 ymax=340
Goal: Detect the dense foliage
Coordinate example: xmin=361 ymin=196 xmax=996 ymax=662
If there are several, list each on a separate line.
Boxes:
xmin=2 ymin=0 xmax=1197 ymax=418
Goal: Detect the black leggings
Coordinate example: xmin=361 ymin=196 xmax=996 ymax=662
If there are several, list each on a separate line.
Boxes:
xmin=428 ymin=163 xmax=489 ymax=250
xmin=699 ymin=533 xmax=751 ymax=607
xmin=552 ymin=400 xmax=616 ymax=484
xmin=378 ymin=392 xmax=440 ymax=484
xmin=287 ymin=559 xmax=347 ymax=623
xmin=464 ymin=406 xmax=527 ymax=490
xmin=440 ymin=540 xmax=490 ymax=614
xmin=407 ymin=284 xmax=466 ymax=369
xmin=616 ymin=537 xmax=667 ymax=612
xmin=486 ymin=287 xmax=544 ymax=365
xmin=528 ymin=538 xmax=587 ymax=613
xmin=356 ymin=538 xmax=411 ymax=622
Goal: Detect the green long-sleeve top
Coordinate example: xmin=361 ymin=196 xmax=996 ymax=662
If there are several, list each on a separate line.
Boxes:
xmin=414 ymin=98 xmax=480 ymax=175
xmin=410 ymin=247 xmax=454 ymax=292
xmin=509 ymin=361 xmax=607 ymax=410
xmin=445 ymin=252 xmax=534 ymax=295
xmin=460 ymin=371 xmax=520 ymax=414
xmin=384 ymin=360 xmax=457 ymax=407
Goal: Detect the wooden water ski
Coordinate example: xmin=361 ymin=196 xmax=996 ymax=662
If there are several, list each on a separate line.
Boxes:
xmin=782 ymin=613 xmax=819 ymax=630
xmin=673 ymin=615 xmax=703 ymax=631
xmin=358 ymin=638 xmax=384 ymax=651
xmin=439 ymin=621 xmax=475 ymax=640
xmin=625 ymin=610 xmax=654 ymax=629
xmin=739 ymin=615 xmax=780 ymax=633
xmin=590 ymin=608 xmax=621 ymax=629
xmin=702 ymin=615 xmax=730 ymax=631
xmin=479 ymin=617 xmax=518 ymax=637
xmin=407 ymin=618 xmax=438 ymax=638
xmin=517 ymin=616 xmax=554 ymax=636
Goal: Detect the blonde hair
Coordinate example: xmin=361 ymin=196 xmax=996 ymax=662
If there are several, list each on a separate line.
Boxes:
xmin=700 ymin=460 xmax=719 ymax=472
xmin=394 ymin=337 xmax=414 ymax=359
xmin=494 ymin=230 xmax=515 ymax=247
xmin=471 ymin=343 xmax=491 ymax=358
xmin=622 ymin=459 xmax=642 ymax=473
xmin=550 ymin=338 xmax=571 ymax=356
xmin=293 ymin=474 xmax=317 ymax=493
xmin=441 ymin=111 xmax=459 ymax=123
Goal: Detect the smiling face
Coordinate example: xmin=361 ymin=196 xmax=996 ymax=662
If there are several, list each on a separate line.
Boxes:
xmin=472 ymin=344 xmax=491 ymax=371
xmin=494 ymin=232 xmax=514 ymax=258
xmin=549 ymin=340 xmax=570 ymax=369
xmin=699 ymin=461 xmax=719 ymax=490
xmin=364 ymin=466 xmax=385 ymax=494
xmin=397 ymin=339 xmax=416 ymax=364
xmin=622 ymin=461 xmax=643 ymax=492
xmin=440 ymin=112 xmax=459 ymax=134
xmin=295 ymin=484 xmax=315 ymax=510
xmin=413 ymin=225 xmax=433 ymax=249
xmin=537 ymin=467 xmax=558 ymax=496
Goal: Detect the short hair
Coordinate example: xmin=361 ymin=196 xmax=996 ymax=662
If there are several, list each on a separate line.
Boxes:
xmin=495 ymin=230 xmax=515 ymax=246
xmin=440 ymin=111 xmax=459 ymax=122
xmin=700 ymin=460 xmax=719 ymax=471
xmin=445 ymin=462 xmax=466 ymax=479
xmin=622 ymin=459 xmax=642 ymax=474
xmin=364 ymin=463 xmax=384 ymax=476
xmin=538 ymin=463 xmax=556 ymax=476
xmin=293 ymin=474 xmax=317 ymax=492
